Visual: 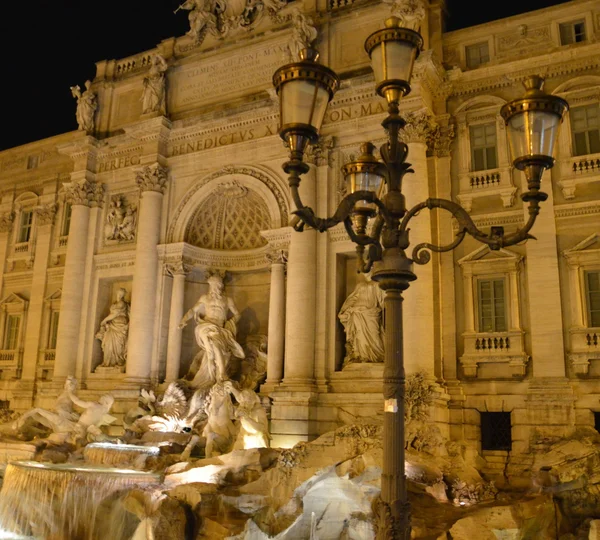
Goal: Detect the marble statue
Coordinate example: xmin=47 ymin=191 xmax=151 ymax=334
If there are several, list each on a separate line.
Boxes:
xmin=289 ymin=8 xmax=318 ymax=61
xmin=141 ymin=54 xmax=168 ymax=115
xmin=177 ymin=0 xmax=217 ymax=42
xmin=226 ymin=381 xmax=269 ymax=450
xmin=118 ymin=205 xmax=137 ymax=241
xmin=70 ymin=80 xmax=97 ymax=133
xmin=66 ymin=390 xmax=116 ymax=444
xmin=180 ymin=271 xmax=245 ymax=389
xmin=95 ymin=288 xmax=130 ymax=370
xmin=104 ymin=197 xmax=125 ymax=241
xmin=202 ymin=381 xmax=236 ymax=457
xmin=11 ymin=376 xmax=80 ymax=438
xmin=338 ymin=273 xmax=385 ymax=367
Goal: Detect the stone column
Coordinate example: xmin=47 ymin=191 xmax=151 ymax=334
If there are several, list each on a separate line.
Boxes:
xmin=263 ymin=249 xmax=287 ymax=389
xmin=165 ymin=261 xmax=192 ymax=382
xmin=21 ymin=203 xmax=57 ymax=382
xmin=0 ymin=211 xmax=14 ymax=293
xmin=400 ymin=111 xmax=436 ymax=377
xmin=54 ymin=179 xmax=104 ymax=380
xmin=126 ymin=163 xmax=168 ymax=383
xmin=282 ymin=165 xmax=317 ymax=387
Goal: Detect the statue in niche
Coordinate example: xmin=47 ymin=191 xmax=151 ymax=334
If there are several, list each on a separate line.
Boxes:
xmin=289 ymin=8 xmax=318 ymax=61
xmin=338 ymin=272 xmax=385 ymax=367
xmin=95 ymin=288 xmax=130 ymax=371
xmin=180 ymin=271 xmax=245 ymax=389
xmin=10 ymin=376 xmax=80 ymax=439
xmin=141 ymin=54 xmax=168 ymax=116
xmin=70 ymin=80 xmax=97 ymax=133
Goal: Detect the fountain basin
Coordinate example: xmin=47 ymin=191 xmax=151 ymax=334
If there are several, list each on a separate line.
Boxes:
xmin=0 ymin=460 xmax=163 ymax=540
xmin=84 ymin=441 xmax=160 ymax=467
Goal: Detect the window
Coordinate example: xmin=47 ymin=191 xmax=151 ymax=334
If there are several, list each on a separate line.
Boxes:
xmin=470 ymin=124 xmax=498 ymax=171
xmin=586 ymin=271 xmax=600 ymax=328
xmin=477 ymin=278 xmax=507 ymax=332
xmin=61 ymin=204 xmax=72 ymax=236
xmin=480 ymin=412 xmax=512 ymax=451
xmin=560 ymin=20 xmax=586 ymax=45
xmin=26 ymin=155 xmax=39 ymax=170
xmin=4 ymin=315 xmax=20 ymax=350
xmin=47 ymin=311 xmax=60 ymax=349
xmin=571 ymin=104 xmax=600 ymax=156
xmin=465 ymin=42 xmax=489 ymax=69
xmin=18 ymin=210 xmax=33 ymax=243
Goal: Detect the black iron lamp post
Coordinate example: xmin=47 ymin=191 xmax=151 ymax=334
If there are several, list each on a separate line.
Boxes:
xmin=273 ymin=16 xmax=568 ymax=540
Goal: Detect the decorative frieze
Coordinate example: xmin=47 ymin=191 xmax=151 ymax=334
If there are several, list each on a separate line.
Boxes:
xmin=135 ymin=163 xmax=169 ymax=194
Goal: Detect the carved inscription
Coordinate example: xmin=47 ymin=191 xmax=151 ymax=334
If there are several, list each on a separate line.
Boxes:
xmin=172 ymin=41 xmax=289 ymax=109
xmin=323 ymin=100 xmax=386 ymax=125
xmin=97 ymin=154 xmax=141 ymax=173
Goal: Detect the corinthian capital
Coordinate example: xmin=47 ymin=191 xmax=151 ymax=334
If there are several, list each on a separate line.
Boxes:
xmin=64 ymin=179 xmax=105 ymax=207
xmin=165 ymin=260 xmax=193 ymax=277
xmin=0 ymin=211 xmax=14 ymax=233
xmin=136 ymin=163 xmax=169 ymax=194
xmin=305 ymin=136 xmax=335 ymax=167
xmin=34 ymin=203 xmax=58 ymax=226
xmin=266 ymin=249 xmax=288 ymax=266
xmin=399 ymin=110 xmax=438 ymax=146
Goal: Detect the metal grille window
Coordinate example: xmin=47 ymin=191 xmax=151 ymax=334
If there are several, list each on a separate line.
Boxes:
xmin=559 ymin=20 xmax=586 ymax=45
xmin=571 ymin=104 xmax=600 ymax=156
xmin=586 ymin=271 xmax=600 ymax=328
xmin=4 ymin=315 xmax=20 ymax=350
xmin=48 ymin=311 xmax=60 ymax=349
xmin=465 ymin=42 xmax=489 ymax=69
xmin=18 ymin=210 xmax=33 ymax=244
xmin=480 ymin=412 xmax=511 ymax=451
xmin=61 ymin=204 xmax=72 ymax=236
xmin=477 ymin=278 xmax=507 ymax=332
xmin=470 ymin=123 xmax=498 ymax=171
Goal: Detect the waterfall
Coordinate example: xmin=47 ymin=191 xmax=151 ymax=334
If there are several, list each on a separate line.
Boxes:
xmin=0 ymin=461 xmax=162 ymax=540
xmin=84 ymin=442 xmax=160 ymax=468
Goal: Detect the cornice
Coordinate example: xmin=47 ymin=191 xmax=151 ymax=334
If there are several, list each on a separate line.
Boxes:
xmin=555 ymin=201 xmax=600 ymax=219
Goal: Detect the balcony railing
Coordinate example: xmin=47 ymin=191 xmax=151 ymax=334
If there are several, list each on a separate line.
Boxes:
xmin=14 ymin=242 xmax=29 ymax=254
xmin=460 ymin=331 xmax=529 ymax=379
xmin=457 ymin=166 xmax=516 ymax=212
xmin=559 ymin=152 xmax=600 ymax=199
xmin=569 ymin=327 xmax=600 ymax=375
xmin=0 ymin=350 xmax=15 ymax=362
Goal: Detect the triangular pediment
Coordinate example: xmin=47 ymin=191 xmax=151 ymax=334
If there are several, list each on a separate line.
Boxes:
xmin=563 ymin=234 xmax=600 ymax=257
xmin=458 ymin=245 xmax=522 ymax=266
xmin=44 ymin=289 xmax=62 ymax=303
xmin=0 ymin=293 xmax=28 ymax=307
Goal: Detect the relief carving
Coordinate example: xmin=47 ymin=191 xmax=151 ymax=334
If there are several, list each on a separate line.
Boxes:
xmin=104 ymin=195 xmax=137 ymax=243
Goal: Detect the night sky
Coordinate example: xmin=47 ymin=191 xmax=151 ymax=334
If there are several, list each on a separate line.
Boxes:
xmin=0 ymin=0 xmax=568 ymax=152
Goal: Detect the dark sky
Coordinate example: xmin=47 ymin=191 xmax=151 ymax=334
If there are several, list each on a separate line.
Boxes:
xmin=0 ymin=0 xmax=569 ymax=152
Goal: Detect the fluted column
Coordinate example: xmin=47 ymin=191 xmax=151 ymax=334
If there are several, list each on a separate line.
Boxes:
xmin=282 ymin=165 xmax=317 ymax=388
xmin=264 ymin=249 xmax=287 ymax=388
xmin=126 ymin=163 xmax=168 ymax=382
xmin=400 ymin=111 xmax=436 ymax=377
xmin=54 ymin=179 xmax=104 ymax=379
xmin=165 ymin=261 xmax=192 ymax=382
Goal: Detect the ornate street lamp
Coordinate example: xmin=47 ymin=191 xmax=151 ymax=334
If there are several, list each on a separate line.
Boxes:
xmin=273 ymin=17 xmax=568 ymax=540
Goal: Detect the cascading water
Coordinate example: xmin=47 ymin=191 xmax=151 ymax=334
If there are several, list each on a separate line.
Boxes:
xmin=0 ymin=461 xmax=162 ymax=540
xmin=84 ymin=442 xmax=160 ymax=467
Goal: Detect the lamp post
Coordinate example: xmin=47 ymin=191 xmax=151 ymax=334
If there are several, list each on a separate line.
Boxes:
xmin=273 ymin=17 xmax=568 ymax=540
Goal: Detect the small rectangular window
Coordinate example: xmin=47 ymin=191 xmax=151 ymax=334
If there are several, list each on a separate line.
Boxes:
xmin=571 ymin=104 xmax=600 ymax=156
xmin=465 ymin=42 xmax=490 ymax=69
xmin=48 ymin=311 xmax=60 ymax=349
xmin=586 ymin=271 xmax=600 ymax=328
xmin=470 ymin=124 xmax=498 ymax=171
xmin=61 ymin=204 xmax=72 ymax=237
xmin=4 ymin=315 xmax=20 ymax=350
xmin=18 ymin=210 xmax=33 ymax=244
xmin=26 ymin=155 xmax=39 ymax=170
xmin=480 ymin=411 xmax=511 ymax=451
xmin=560 ymin=20 xmax=586 ymax=45
xmin=477 ymin=278 xmax=507 ymax=332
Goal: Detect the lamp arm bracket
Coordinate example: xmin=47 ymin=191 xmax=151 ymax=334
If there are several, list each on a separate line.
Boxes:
xmin=402 ymin=198 xmax=540 ymax=265
xmin=290 ymin=184 xmax=394 ymax=232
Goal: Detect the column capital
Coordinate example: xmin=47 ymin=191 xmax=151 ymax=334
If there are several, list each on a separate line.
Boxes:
xmin=399 ymin=109 xmax=437 ymax=147
xmin=305 ymin=136 xmax=335 ymax=167
xmin=63 ymin=179 xmax=105 ymax=207
xmin=34 ymin=203 xmax=58 ymax=226
xmin=266 ymin=248 xmax=288 ymax=266
xmin=165 ymin=260 xmax=193 ymax=277
xmin=136 ymin=163 xmax=169 ymax=194
xmin=0 ymin=211 xmax=15 ymax=233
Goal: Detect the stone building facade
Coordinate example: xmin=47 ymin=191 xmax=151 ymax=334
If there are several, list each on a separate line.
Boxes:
xmin=0 ymin=0 xmax=598 ymax=467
